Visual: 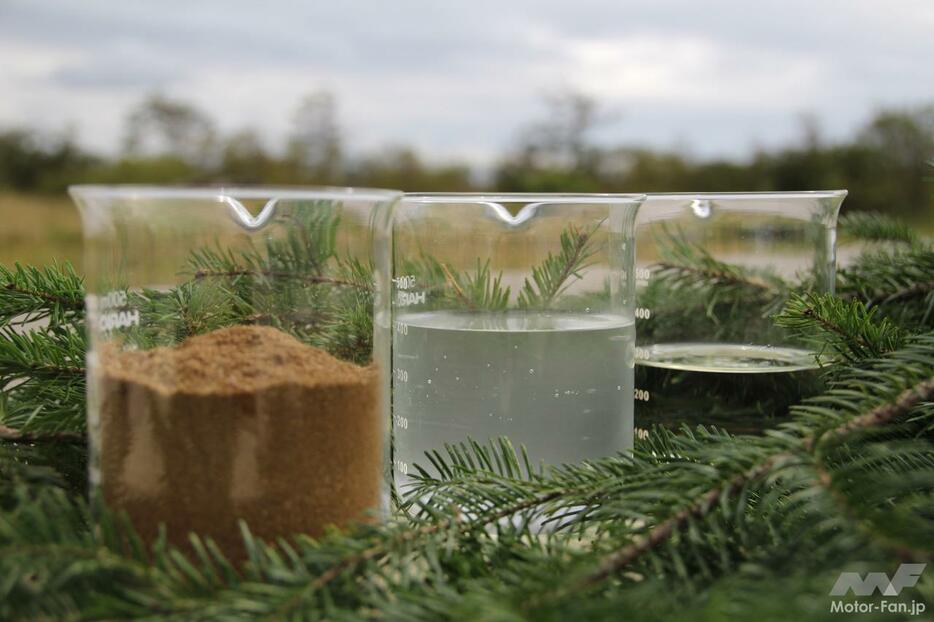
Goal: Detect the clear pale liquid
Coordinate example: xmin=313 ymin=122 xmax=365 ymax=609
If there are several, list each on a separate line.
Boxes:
xmin=634 ymin=343 xmax=821 ymax=435
xmin=639 ymin=343 xmax=818 ymax=373
xmin=392 ymin=311 xmax=635 ymax=488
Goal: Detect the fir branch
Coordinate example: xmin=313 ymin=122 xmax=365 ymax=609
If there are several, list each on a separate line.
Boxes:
xmin=403 ymin=222 xmax=602 ymax=312
xmin=402 ymin=255 xmax=511 ymax=312
xmin=0 ymin=327 xmax=86 ymax=375
xmin=403 ymin=336 xmax=934 ymax=609
xmin=313 ymin=257 xmax=377 ymax=364
xmin=578 ymin=371 xmax=934 ymax=589
xmin=805 ymin=441 xmax=934 ymax=561
xmin=807 ymin=378 xmax=934 ymax=449
xmin=265 ymin=202 xmax=341 ymax=274
xmin=0 ymin=325 xmax=86 ymax=434
xmin=0 ymin=262 xmax=85 ymax=327
xmin=121 ymin=282 xmax=247 ymax=348
xmin=840 ymin=211 xmax=920 ymax=245
xmin=838 ymin=244 xmax=934 ymax=328
xmin=774 ymin=292 xmax=906 ymax=363
xmin=192 ymin=268 xmax=363 ymax=289
xmin=439 ymin=259 xmax=510 ymax=312
xmin=0 ymin=425 xmax=83 ymax=444
xmin=1 ymin=214 xmax=933 ymax=619
xmin=518 ymin=221 xmax=602 ymax=309
xmin=867 ymin=280 xmax=934 ymax=307
xmin=439 ymin=262 xmax=475 ymax=310
xmin=636 ymin=227 xmax=793 ymax=345
xmin=179 ymin=201 xmax=378 ymax=363
xmin=652 ymin=229 xmax=786 ymax=296
xmin=274 ymin=485 xmax=564 ymax=618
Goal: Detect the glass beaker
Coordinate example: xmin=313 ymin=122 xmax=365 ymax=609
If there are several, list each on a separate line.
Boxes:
xmin=70 ymin=185 xmax=400 ymax=559
xmin=633 ymin=191 xmax=847 ymax=434
xmin=389 ymin=193 xmax=644 ymax=490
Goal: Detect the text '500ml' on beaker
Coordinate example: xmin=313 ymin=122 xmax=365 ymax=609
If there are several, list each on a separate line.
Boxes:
xmin=70 ymin=185 xmax=401 ymax=561
xmin=632 ymin=190 xmax=846 ymax=435
xmin=387 ymin=193 xmax=645 ymax=492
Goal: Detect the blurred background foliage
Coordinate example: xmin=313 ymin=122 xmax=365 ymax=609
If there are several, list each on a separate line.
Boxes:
xmin=1 ymin=90 xmax=932 ymax=270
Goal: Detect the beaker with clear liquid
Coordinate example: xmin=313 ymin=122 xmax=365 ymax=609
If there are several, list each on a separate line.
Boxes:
xmin=634 ymin=191 xmax=846 ymax=434
xmin=389 ymin=193 xmax=644 ymax=490
xmin=70 ymin=185 xmax=400 ymax=559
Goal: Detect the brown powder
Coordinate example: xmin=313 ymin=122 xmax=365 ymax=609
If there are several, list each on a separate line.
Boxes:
xmin=97 ymin=325 xmax=381 ymax=560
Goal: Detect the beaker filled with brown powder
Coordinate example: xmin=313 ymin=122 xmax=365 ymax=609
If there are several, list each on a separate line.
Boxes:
xmin=97 ymin=325 xmax=381 ymax=559
xmin=72 ymin=186 xmax=400 ymax=561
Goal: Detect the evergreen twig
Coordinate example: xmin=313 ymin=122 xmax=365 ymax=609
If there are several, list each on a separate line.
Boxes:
xmin=518 ymin=221 xmax=602 ymax=309
xmin=775 ymin=292 xmax=906 ymax=363
xmin=0 ymin=424 xmax=83 ymax=444
xmin=0 ymin=262 xmax=84 ymax=327
xmin=1 ymin=213 xmax=933 ymax=620
xmin=651 ymin=227 xmax=786 ymax=296
xmin=838 ymin=244 xmax=934 ymax=328
xmin=578 ymin=377 xmax=934 ymax=588
xmin=840 ymin=211 xmax=920 ymax=245
xmin=192 ymin=269 xmax=362 ymax=289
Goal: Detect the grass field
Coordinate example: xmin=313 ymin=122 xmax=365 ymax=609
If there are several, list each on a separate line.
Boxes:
xmin=0 ymin=192 xmax=83 ymax=270
xmin=1 ymin=191 xmax=931 ymax=278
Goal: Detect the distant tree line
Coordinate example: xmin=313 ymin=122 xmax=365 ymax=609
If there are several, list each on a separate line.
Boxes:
xmin=0 ymin=91 xmax=931 ymax=217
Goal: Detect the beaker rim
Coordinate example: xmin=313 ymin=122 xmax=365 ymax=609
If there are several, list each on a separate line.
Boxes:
xmin=68 ymin=184 xmax=402 ymax=203
xmin=402 ymin=192 xmax=646 ymax=204
xmin=644 ymin=190 xmax=847 ymax=200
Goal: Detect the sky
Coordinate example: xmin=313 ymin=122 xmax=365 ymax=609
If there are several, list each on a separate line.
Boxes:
xmin=1 ymin=0 xmax=933 ymax=168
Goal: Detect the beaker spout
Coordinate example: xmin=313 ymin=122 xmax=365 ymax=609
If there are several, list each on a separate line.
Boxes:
xmin=221 ymin=196 xmax=278 ymax=231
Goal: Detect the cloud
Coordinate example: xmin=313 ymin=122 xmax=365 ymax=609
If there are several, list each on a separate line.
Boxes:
xmin=0 ymin=0 xmax=931 ymax=164
xmin=51 ymin=47 xmax=180 ymax=89
xmin=560 ymin=35 xmax=825 ymax=108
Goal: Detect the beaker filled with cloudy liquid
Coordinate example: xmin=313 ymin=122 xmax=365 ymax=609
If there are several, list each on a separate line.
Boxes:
xmin=389 ymin=194 xmax=644 ymax=491
xmin=634 ymin=191 xmax=846 ymax=434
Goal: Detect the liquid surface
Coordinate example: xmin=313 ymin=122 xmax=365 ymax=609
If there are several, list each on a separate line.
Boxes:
xmin=638 ymin=343 xmax=819 ymax=373
xmin=392 ymin=311 xmax=635 ymax=487
xmin=634 ymin=342 xmax=822 ymax=435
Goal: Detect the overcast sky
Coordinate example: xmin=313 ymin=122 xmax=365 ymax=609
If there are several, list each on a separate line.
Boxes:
xmin=1 ymin=0 xmax=932 ymax=167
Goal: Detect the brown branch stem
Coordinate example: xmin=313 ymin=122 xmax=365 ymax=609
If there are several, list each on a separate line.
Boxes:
xmin=576 ymin=377 xmax=934 ymax=589
xmin=273 ymin=488 xmax=566 ymax=618
xmin=800 ymin=305 xmax=875 ymax=356
xmin=654 ymin=262 xmax=778 ymax=293
xmin=439 ymin=263 xmax=476 ymax=311
xmin=539 ymin=226 xmax=593 ymax=307
xmin=192 ymin=270 xmax=364 ymax=289
xmin=0 ymin=424 xmax=84 ymax=443
xmin=3 ymin=282 xmax=84 ymax=310
xmin=868 ymin=281 xmax=934 ymax=307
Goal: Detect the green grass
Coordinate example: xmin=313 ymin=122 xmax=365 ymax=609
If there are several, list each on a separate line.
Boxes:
xmin=0 ymin=192 xmax=83 ymax=270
